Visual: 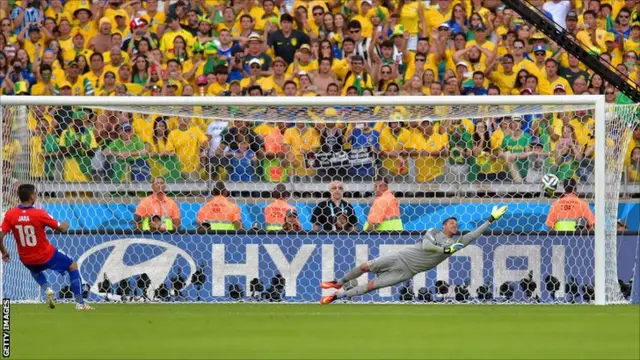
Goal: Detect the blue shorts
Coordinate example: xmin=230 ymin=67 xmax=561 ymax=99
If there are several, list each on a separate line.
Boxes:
xmin=24 ymin=249 xmax=74 ymax=275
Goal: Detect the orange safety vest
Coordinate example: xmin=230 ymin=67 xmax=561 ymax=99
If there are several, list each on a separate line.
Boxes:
xmin=264 ymin=199 xmax=295 ymax=230
xmin=135 ymin=194 xmax=180 ymax=231
xmin=364 ymin=190 xmax=403 ymax=231
xmin=197 ymin=196 xmax=242 ymax=230
xmin=264 ymin=128 xmax=289 ymax=182
xmin=264 ymin=128 xmax=284 ymax=153
xmin=545 ymin=193 xmax=595 ymax=230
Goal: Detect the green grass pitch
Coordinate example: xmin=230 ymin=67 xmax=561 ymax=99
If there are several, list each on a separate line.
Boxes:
xmin=9 ymin=304 xmax=640 ymax=359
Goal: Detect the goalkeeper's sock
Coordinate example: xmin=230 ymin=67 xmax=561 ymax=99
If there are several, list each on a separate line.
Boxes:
xmin=31 ymin=272 xmax=50 ymax=293
xmin=337 ymin=283 xmax=369 ymax=299
xmin=69 ymin=269 xmax=84 ymax=305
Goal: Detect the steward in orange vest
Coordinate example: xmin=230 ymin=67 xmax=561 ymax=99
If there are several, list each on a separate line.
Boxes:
xmin=197 ymin=181 xmax=244 ymax=230
xmin=264 ymin=184 xmax=296 ymax=230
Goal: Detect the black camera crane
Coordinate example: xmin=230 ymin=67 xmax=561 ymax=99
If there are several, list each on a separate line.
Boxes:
xmin=501 ymin=0 xmax=640 ymax=102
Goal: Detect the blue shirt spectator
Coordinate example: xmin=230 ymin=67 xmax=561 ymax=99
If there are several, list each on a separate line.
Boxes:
xmin=620 ymin=27 xmax=631 ymax=40
xmin=17 ymin=67 xmax=36 ymax=87
xmin=522 ymin=113 xmax=542 ymax=135
xmin=348 ymin=124 xmax=379 ymax=178
xmin=332 ymin=43 xmax=343 ymax=60
xmin=462 ymin=86 xmax=488 ymax=95
xmin=216 ymin=41 xmax=242 ymax=66
xmin=445 ymin=19 xmax=464 ymax=35
xmin=230 ymin=145 xmax=257 ymax=182
xmin=462 ymin=71 xmax=488 ymax=95
xmin=11 ymin=4 xmax=42 ymax=40
xmin=228 ymin=48 xmax=245 ymax=83
xmin=3 ymin=64 xmax=35 ymax=94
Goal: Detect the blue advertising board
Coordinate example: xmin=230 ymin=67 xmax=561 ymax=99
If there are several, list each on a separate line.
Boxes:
xmin=2 ymin=233 xmax=638 ymax=303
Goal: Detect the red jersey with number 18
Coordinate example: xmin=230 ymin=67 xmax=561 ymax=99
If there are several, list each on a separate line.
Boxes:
xmin=1 ymin=206 xmax=60 ymax=265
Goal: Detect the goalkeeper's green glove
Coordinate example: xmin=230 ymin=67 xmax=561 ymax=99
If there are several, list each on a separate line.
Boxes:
xmin=489 ymin=205 xmax=507 ymax=223
xmin=444 ymin=242 xmax=464 ymax=254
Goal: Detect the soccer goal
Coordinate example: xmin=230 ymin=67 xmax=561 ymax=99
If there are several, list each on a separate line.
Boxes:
xmin=0 ymin=95 xmax=637 ymax=305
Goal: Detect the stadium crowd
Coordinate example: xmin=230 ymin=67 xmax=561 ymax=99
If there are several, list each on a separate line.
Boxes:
xmin=0 ymin=0 xmax=640 ymax=185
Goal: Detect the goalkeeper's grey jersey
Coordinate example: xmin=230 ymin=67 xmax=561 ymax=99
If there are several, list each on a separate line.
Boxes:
xmin=396 ymin=221 xmax=491 ymax=275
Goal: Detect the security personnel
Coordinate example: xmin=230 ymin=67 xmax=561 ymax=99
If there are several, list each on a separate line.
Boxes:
xmin=545 ymin=178 xmax=595 ymax=231
xmin=264 ymin=184 xmax=296 ymax=231
xmin=134 ymin=177 xmax=181 ymax=231
xmin=197 ymin=181 xmax=244 ymax=231
xmin=364 ymin=176 xmax=403 ymax=231
xmin=311 ymin=181 xmax=359 ymax=231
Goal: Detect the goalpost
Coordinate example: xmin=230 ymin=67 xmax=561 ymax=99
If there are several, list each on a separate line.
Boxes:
xmin=0 ymin=95 xmax=637 ymax=305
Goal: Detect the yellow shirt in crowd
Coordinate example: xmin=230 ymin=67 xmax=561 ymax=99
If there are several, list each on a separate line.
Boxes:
xmin=379 ymin=127 xmax=412 ymax=175
xmin=165 ymin=125 xmax=208 ymax=173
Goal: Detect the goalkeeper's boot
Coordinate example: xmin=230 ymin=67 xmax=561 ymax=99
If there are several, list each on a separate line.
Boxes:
xmin=75 ymin=303 xmax=94 ymax=311
xmin=45 ymin=288 xmax=56 ymax=309
xmin=320 ymin=293 xmax=338 ymax=305
xmin=320 ymin=280 xmax=342 ymax=290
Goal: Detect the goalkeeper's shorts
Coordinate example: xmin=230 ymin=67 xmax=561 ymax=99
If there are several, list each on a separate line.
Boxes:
xmin=366 ymin=254 xmax=415 ymax=290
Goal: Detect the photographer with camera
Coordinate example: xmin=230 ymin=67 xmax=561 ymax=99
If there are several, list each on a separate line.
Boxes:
xmin=228 ymin=48 xmax=247 ymax=84
xmin=1 ymin=58 xmax=34 ymax=95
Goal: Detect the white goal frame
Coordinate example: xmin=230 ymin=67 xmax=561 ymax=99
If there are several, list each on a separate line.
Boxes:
xmin=0 ymin=95 xmax=609 ymax=304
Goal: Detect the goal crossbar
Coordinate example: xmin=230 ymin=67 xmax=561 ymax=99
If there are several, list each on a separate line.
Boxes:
xmin=0 ymin=95 xmax=607 ymax=107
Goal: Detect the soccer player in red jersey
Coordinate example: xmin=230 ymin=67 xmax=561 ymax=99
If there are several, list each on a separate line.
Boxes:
xmin=0 ymin=184 xmax=94 ymax=310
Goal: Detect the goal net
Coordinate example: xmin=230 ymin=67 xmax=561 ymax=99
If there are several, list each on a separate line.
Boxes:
xmin=1 ymin=96 xmax=638 ymax=305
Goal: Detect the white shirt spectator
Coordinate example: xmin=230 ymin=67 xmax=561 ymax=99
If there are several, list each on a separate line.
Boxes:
xmin=543 ymin=0 xmax=571 ymax=29
xmin=354 ymin=37 xmax=373 ymax=66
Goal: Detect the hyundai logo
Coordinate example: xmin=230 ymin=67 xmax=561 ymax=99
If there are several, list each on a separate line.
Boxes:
xmin=77 ymin=238 xmax=197 ymax=297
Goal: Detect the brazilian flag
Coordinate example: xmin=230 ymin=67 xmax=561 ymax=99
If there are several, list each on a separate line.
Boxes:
xmin=615 ymin=93 xmax=640 ymax=122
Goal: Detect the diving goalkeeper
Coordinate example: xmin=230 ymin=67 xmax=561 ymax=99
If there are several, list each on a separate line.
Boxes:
xmin=319 ymin=205 xmax=508 ymax=304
